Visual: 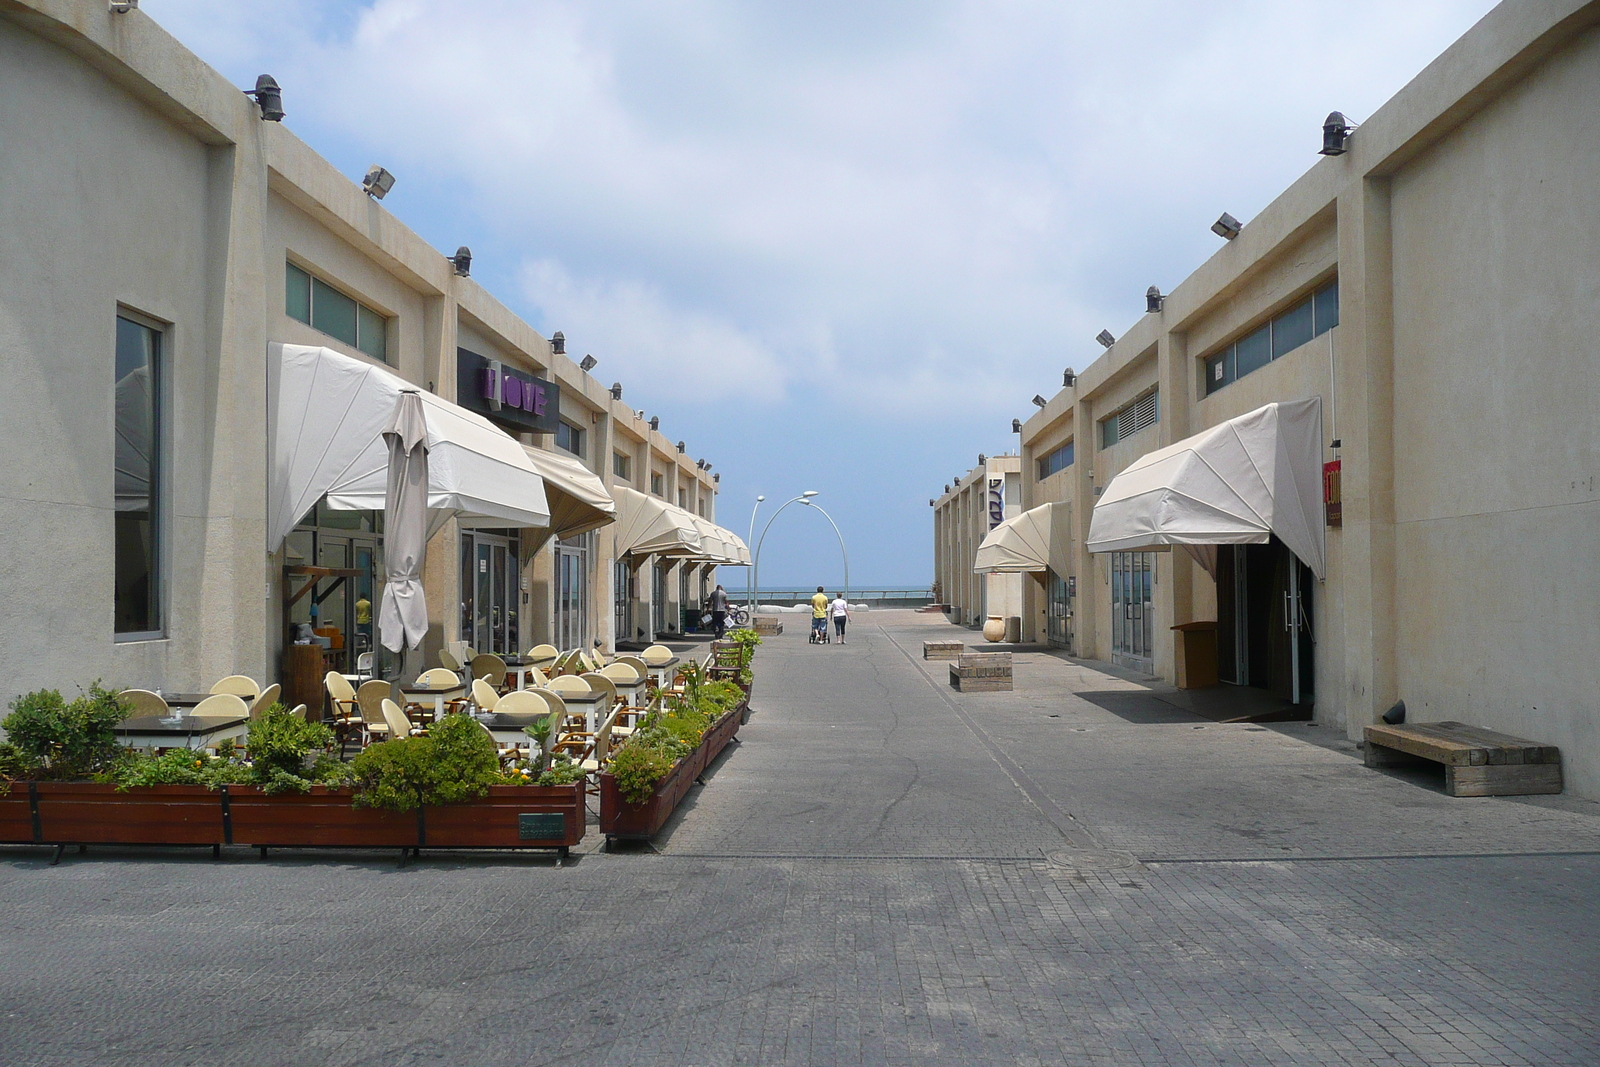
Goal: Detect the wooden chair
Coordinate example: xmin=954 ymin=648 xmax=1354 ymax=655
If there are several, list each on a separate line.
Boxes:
xmin=118 ymin=689 xmax=169 ymax=718
xmin=356 ymin=680 xmax=391 ymax=743
xmin=325 ymin=671 xmax=357 ymax=718
xmin=247 ymin=683 xmax=281 ymax=720
xmin=470 ymin=677 xmax=501 ymax=714
xmin=210 ymin=675 xmax=261 ymax=699
xmin=381 ymin=698 xmax=424 ymax=739
xmin=469 ymin=653 xmax=508 ymax=687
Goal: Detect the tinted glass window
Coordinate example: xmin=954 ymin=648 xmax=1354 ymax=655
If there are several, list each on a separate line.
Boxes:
xmin=285 ymin=263 xmax=311 ymax=323
xmin=356 ymin=303 xmax=386 ymax=361
xmin=1272 ymin=298 xmax=1313 ymax=358
xmin=115 ymin=316 xmax=161 ymax=635
xmin=312 ymin=277 xmax=358 ymax=347
xmin=1235 ymin=324 xmax=1271 ymax=378
xmin=1314 ymin=282 xmax=1339 ymax=332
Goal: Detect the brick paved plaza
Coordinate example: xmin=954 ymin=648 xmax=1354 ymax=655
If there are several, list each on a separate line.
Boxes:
xmin=2 ymin=610 xmax=1597 ymax=1066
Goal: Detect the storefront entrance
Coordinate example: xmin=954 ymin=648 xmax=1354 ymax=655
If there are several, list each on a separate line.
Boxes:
xmin=554 ymin=532 xmax=591 ymax=652
xmin=1045 ymin=570 xmax=1074 ymax=652
xmin=1216 ymin=539 xmax=1314 ymax=704
xmin=1109 ymin=552 xmax=1154 ymax=671
xmin=614 ymin=559 xmax=632 ymax=645
xmin=652 ymin=561 xmax=668 ymax=637
xmin=460 ymin=530 xmax=520 ymax=655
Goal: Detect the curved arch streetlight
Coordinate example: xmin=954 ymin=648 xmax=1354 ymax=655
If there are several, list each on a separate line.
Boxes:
xmin=799 ymin=498 xmax=848 ymax=602
xmin=745 ymin=495 xmax=765 ymax=611
xmin=750 ymin=491 xmax=818 ymax=616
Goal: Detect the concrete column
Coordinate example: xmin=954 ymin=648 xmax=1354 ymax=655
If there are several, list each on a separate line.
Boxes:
xmin=1336 ymin=177 xmax=1398 ymax=737
xmin=1074 ymin=395 xmax=1098 ymax=659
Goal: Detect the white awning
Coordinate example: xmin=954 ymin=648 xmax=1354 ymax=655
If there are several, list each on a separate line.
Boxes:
xmin=975 ymin=502 xmax=1072 ymax=576
xmin=685 ymin=516 xmax=751 ymax=566
xmin=611 ymin=485 xmax=703 ymax=558
xmin=1086 ymin=398 xmax=1325 ymax=579
xmin=267 ymin=344 xmax=550 ymax=550
xmin=521 ymin=445 xmax=615 ymax=552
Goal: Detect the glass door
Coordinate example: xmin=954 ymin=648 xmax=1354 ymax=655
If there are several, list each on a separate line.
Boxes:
xmin=614 ymin=559 xmax=632 ymax=646
xmin=460 ymin=531 xmax=520 ymax=654
xmin=1045 ymin=570 xmax=1073 ymax=651
xmin=1110 ymin=552 xmax=1153 ymax=670
xmin=554 ymin=533 xmax=590 ymax=652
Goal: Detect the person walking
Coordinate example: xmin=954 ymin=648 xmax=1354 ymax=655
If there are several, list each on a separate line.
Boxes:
xmin=810 ymin=585 xmax=829 ymax=644
xmin=829 ymin=592 xmax=850 ymax=645
xmin=708 ymin=583 xmax=730 ymax=639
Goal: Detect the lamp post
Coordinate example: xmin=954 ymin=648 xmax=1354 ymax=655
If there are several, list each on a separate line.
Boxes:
xmin=751 ymin=491 xmax=818 ymax=616
xmin=799 ymin=498 xmax=849 ymax=602
xmin=746 ymin=495 xmax=765 ymax=615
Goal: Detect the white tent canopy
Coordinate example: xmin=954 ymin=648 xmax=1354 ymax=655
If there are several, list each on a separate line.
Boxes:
xmin=1086 ymin=398 xmax=1326 ymax=579
xmin=975 ymin=502 xmax=1072 ymax=577
xmin=610 ymin=485 xmax=703 ymax=558
xmin=267 ymin=344 xmax=550 ymax=551
xmin=521 ymin=444 xmax=616 ymax=555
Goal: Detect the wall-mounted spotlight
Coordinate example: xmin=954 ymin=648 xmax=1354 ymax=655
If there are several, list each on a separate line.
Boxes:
xmin=648 ymin=416 xmax=660 ymax=431
xmin=1031 ymin=395 xmax=1047 ymax=408
xmin=1146 ymin=286 xmax=1164 ymax=313
xmin=704 ymin=463 xmax=712 ymax=473
xmin=1063 ymin=367 xmax=1076 ymax=387
xmin=1212 ymin=212 xmax=1242 ymax=240
xmin=449 ymin=246 xmax=471 ymax=277
xmin=361 ymin=165 xmax=396 ymax=200
xmin=1320 ymin=111 xmax=1354 ymax=156
xmin=676 ymin=440 xmax=686 ymax=453
xmin=109 ymin=0 xmax=139 ymax=13
xmin=551 ymin=331 xmax=565 ymax=355
xmin=242 ymin=75 xmax=285 ymax=122
xmin=1095 ymin=329 xmax=1116 ymax=349
xmin=929 ymin=499 xmax=936 ymax=507
xmin=943 ymin=484 xmax=951 ymax=494
xmin=579 ymin=354 xmax=598 ymax=372
xmin=610 ymin=382 xmax=623 ymax=400
xmin=977 ymin=453 xmax=986 ymax=465
xmin=1011 ymin=418 xmax=1022 ymax=433
xmin=712 ymin=473 xmax=719 ymax=483
xmin=696 ymin=459 xmax=705 ymax=469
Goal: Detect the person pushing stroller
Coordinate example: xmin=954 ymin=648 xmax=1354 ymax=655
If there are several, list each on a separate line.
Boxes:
xmin=810 ymin=586 xmax=830 ymax=644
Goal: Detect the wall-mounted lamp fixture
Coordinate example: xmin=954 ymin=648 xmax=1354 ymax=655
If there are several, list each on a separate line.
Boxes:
xmin=648 ymin=416 xmax=659 ymax=431
xmin=1146 ymin=286 xmax=1164 ymax=313
xmin=977 ymin=453 xmax=986 ymax=465
xmin=713 ymin=473 xmax=719 ymax=483
xmin=579 ymin=354 xmax=598 ymax=372
xmin=361 ymin=165 xmax=396 ymax=200
xmin=696 ymin=459 xmax=705 ymax=469
xmin=1095 ymin=329 xmax=1116 ymax=349
xmin=1011 ymin=418 xmax=1022 ymax=433
xmin=704 ymin=463 xmax=713 ymax=473
xmin=1063 ymin=367 xmax=1076 ymax=387
xmin=610 ymin=382 xmax=623 ymax=400
xmin=1320 ymin=111 xmax=1354 ymax=156
xmin=1212 ymin=212 xmax=1242 ymax=240
xmin=551 ymin=332 xmax=565 ymax=355
xmin=449 ymin=246 xmax=471 ymax=277
xmin=929 ymin=499 xmax=935 ymax=507
xmin=109 ymin=0 xmax=138 ymax=13
xmin=1031 ymin=395 xmax=1047 ymax=408
xmin=943 ymin=484 xmax=950 ymax=494
xmin=242 ymin=75 xmax=285 ymax=122
xmin=676 ymin=441 xmax=686 ymax=453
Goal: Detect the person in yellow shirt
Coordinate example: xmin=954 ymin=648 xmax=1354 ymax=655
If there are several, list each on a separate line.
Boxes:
xmin=810 ymin=586 xmax=829 ymax=643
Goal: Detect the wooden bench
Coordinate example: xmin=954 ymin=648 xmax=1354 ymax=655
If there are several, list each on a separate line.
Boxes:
xmin=1364 ymin=721 xmax=1562 ymax=797
xmin=948 ymin=652 xmax=1012 ymax=692
xmin=923 ymin=639 xmax=964 ymax=661
xmin=752 ymin=617 xmax=784 ymax=636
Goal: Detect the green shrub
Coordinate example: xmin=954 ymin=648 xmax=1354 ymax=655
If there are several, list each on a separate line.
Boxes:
xmin=2 ymin=684 xmax=127 ymax=779
xmin=348 ymin=713 xmax=501 ymax=811
xmin=246 ymin=704 xmax=336 ymax=785
xmin=608 ymin=743 xmax=676 ymax=804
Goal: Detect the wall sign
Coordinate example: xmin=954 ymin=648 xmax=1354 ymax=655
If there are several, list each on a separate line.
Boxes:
xmin=456 ymin=348 xmax=560 ymax=434
xmin=1323 ymin=459 xmax=1342 ymax=528
xmin=988 ymin=478 xmax=1005 ymax=529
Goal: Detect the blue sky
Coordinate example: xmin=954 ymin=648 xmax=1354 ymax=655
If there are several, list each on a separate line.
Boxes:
xmin=145 ymin=0 xmax=1496 ymax=588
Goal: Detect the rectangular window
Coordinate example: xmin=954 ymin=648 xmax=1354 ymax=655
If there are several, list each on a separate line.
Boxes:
xmin=115 ymin=314 xmax=162 ymax=636
xmin=697 ymin=497 xmax=706 ymax=517
xmin=285 ymin=260 xmax=388 ymax=363
xmin=1036 ymin=440 xmax=1074 ymax=481
xmin=613 ymin=451 xmax=631 ymax=480
xmin=556 ymin=421 xmax=585 ymax=458
xmin=1102 ymin=391 xmax=1158 ymax=448
xmin=651 ymin=471 xmax=664 ymax=497
xmin=1201 ymin=280 xmax=1339 ymax=397
xmin=678 ymin=488 xmax=687 ymax=509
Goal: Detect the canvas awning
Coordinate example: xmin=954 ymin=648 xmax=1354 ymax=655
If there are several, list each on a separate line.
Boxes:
xmin=611 ymin=485 xmax=703 ymax=558
xmin=267 ymin=344 xmax=550 ymax=550
xmin=975 ymin=502 xmax=1072 ymax=577
xmin=1086 ymin=398 xmax=1325 ymax=579
xmin=520 ymin=445 xmax=616 ymax=554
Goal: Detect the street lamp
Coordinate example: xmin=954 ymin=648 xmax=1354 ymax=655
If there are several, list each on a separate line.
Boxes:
xmin=799 ymin=498 xmax=849 ymax=602
xmin=751 ymin=491 xmax=819 ymax=617
xmin=746 ymin=494 xmax=765 ymax=613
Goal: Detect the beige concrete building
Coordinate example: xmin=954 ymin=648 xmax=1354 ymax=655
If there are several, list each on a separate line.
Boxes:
xmin=0 ymin=0 xmax=730 ymax=704
xmin=959 ymin=0 xmax=1600 ymax=798
xmin=932 ymin=455 xmax=1022 ymax=629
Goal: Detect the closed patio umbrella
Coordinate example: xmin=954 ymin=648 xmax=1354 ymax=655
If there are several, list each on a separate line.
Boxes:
xmin=378 ymin=391 xmax=429 ymax=653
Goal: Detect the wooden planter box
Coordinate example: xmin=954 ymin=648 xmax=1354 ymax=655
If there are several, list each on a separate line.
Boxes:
xmin=949 ymin=651 xmax=1013 ymax=692
xmin=597 ymin=704 xmax=744 ymax=843
xmin=0 ymin=781 xmax=584 ymax=856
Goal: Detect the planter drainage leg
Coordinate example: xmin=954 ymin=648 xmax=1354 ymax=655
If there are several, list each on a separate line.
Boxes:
xmin=695 ymin=774 xmax=708 ymax=786
xmin=49 ymin=844 xmax=65 ymax=866
xmin=212 ymin=844 xmax=221 ymax=860
xmin=555 ymin=846 xmax=568 ymax=868
xmin=258 ymin=846 xmax=268 ymax=860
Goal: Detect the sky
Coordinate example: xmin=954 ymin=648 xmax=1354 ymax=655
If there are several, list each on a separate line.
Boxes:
xmin=144 ymin=0 xmax=1497 ymax=589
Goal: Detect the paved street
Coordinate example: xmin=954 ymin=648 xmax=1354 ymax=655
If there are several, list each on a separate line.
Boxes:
xmin=2 ymin=610 xmax=1598 ymax=1066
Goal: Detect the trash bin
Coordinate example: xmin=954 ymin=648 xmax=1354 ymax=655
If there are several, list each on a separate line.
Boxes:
xmin=1170 ymin=621 xmax=1219 ymax=689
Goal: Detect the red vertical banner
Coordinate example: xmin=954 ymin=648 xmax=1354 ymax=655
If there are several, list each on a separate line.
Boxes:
xmin=1323 ymin=460 xmax=1342 ymax=527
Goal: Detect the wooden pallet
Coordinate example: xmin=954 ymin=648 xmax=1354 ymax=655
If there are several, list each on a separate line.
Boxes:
xmin=1364 ymin=720 xmax=1562 ymax=797
xmin=949 ymin=652 xmax=1012 ymax=692
xmin=923 ymin=639 xmax=964 ymax=661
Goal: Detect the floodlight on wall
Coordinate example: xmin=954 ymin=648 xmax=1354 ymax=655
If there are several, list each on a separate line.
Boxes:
xmin=1011 ymin=418 xmax=1022 ymax=433
xmin=1063 ymin=367 xmax=1076 ymax=387
xmin=713 ymin=473 xmax=719 ymax=483
xmin=649 ymin=416 xmax=660 ymax=431
xmin=977 ymin=454 xmax=986 ymax=465
xmin=929 ymin=499 xmax=936 ymax=506
xmin=551 ymin=332 xmax=565 ymax=355
xmin=449 ymin=247 xmax=472 ymax=277
xmin=943 ymin=484 xmax=950 ymax=494
xmin=1031 ymin=395 xmax=1047 ymax=408
xmin=610 ymin=382 xmax=623 ymax=400
xmin=579 ymin=354 xmax=598 ymax=372
xmin=1146 ymin=286 xmax=1164 ymax=313
xmin=242 ymin=75 xmax=285 ymax=122
xmin=704 ymin=463 xmax=713 ymax=473
xmin=109 ymin=0 xmax=138 ymax=12
xmin=1211 ymin=212 xmax=1242 ymax=240
xmin=1320 ymin=111 xmax=1354 ymax=156
xmin=696 ymin=459 xmax=705 ymax=469
xmin=1095 ymin=329 xmax=1116 ymax=349
xmin=361 ymin=165 xmax=396 ymax=200
xmin=676 ymin=441 xmax=686 ymax=453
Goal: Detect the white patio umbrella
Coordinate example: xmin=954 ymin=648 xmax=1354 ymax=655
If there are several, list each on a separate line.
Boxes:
xmin=378 ymin=391 xmax=429 ymax=653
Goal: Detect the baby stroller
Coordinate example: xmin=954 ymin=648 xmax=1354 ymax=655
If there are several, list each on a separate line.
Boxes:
xmin=809 ymin=612 xmax=831 ymax=644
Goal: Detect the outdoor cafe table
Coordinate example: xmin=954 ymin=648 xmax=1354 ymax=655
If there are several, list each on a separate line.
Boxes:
xmin=480 ymin=711 xmax=543 ymax=749
xmin=641 ymin=655 xmax=680 ymax=687
xmin=552 ymin=689 xmax=608 ymax=731
xmin=144 ymin=693 xmax=212 ymax=709
xmin=399 ymin=682 xmax=467 ymax=722
xmin=115 ymin=713 xmax=248 ymax=751
xmin=500 ymin=655 xmax=543 ymax=692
